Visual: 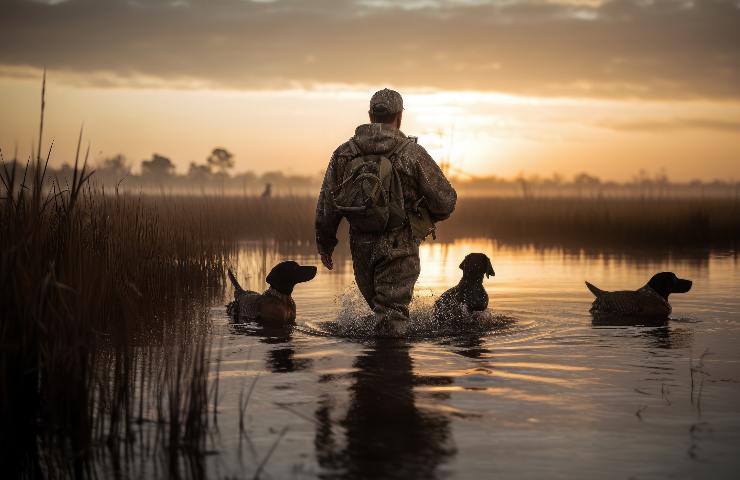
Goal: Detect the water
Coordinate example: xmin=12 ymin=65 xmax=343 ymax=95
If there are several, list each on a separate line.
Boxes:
xmin=209 ymin=239 xmax=740 ymax=479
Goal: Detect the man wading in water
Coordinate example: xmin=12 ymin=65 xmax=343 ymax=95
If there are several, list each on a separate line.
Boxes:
xmin=315 ymin=89 xmax=457 ymax=336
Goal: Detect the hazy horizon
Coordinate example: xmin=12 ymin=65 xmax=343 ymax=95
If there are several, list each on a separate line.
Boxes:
xmin=1 ymin=0 xmax=739 ymax=181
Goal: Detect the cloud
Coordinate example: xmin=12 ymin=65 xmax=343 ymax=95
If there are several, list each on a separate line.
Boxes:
xmin=598 ymin=117 xmax=740 ymax=133
xmin=1 ymin=0 xmax=739 ymax=98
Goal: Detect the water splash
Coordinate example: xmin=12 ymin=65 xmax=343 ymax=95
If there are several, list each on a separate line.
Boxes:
xmin=299 ymin=283 xmax=514 ymax=340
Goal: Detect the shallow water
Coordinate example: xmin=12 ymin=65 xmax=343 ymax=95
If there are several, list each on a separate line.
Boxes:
xmin=209 ymin=239 xmax=740 ymax=479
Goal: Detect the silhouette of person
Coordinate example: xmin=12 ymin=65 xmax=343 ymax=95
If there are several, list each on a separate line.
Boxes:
xmin=316 ymin=88 xmax=457 ymax=337
xmin=261 ymin=183 xmax=272 ymax=199
xmin=314 ymin=339 xmax=455 ymax=479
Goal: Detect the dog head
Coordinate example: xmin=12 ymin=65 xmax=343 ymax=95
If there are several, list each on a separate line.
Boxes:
xmin=266 ymin=261 xmax=317 ymax=294
xmin=647 ymin=272 xmax=693 ymax=300
xmin=459 ymin=253 xmax=495 ymax=279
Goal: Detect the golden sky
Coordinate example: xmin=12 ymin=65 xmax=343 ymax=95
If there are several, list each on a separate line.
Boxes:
xmin=1 ymin=0 xmax=739 ymax=181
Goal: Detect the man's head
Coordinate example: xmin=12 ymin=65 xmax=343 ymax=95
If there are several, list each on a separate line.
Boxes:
xmin=369 ymin=88 xmax=403 ymax=128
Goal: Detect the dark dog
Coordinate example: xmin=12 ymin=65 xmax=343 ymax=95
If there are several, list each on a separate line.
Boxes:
xmin=227 ymin=261 xmax=317 ymax=324
xmin=586 ymin=272 xmax=692 ymax=317
xmin=433 ymin=253 xmax=495 ymax=321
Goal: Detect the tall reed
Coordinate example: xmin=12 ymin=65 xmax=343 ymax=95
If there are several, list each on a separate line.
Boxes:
xmin=119 ymin=195 xmax=739 ymax=248
xmin=0 ymin=84 xmax=233 ymax=478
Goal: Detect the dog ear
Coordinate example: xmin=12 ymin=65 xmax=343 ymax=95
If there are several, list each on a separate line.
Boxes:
xmin=648 ymin=272 xmax=675 ymax=300
xmin=265 ymin=268 xmax=282 ymax=288
xmin=266 ymin=262 xmax=291 ymax=289
xmin=486 ymin=257 xmax=495 ymax=278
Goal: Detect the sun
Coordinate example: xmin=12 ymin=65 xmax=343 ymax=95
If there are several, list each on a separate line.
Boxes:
xmin=404 ymin=90 xmax=537 ymax=179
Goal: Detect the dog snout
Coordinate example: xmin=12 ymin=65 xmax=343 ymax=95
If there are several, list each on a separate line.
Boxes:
xmin=675 ymin=278 xmax=693 ymax=293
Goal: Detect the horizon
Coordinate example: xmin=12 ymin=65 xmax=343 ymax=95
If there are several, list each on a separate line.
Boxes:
xmin=1 ymin=0 xmax=739 ymax=181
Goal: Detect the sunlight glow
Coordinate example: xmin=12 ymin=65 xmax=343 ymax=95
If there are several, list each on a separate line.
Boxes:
xmin=1 ymin=75 xmax=739 ymax=181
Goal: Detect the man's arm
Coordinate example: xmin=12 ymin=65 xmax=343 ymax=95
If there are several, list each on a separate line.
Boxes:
xmin=315 ymin=152 xmax=343 ymax=266
xmin=412 ymin=145 xmax=457 ymax=221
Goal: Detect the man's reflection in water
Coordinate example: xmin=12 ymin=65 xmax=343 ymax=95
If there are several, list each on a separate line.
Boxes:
xmin=230 ymin=322 xmax=312 ymax=373
xmin=315 ymin=339 xmax=455 ymax=479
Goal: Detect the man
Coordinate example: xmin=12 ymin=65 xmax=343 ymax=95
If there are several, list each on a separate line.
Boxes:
xmin=315 ymin=88 xmax=457 ymax=336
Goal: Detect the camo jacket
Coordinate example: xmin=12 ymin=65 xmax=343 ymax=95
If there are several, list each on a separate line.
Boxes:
xmin=315 ymin=123 xmax=457 ymax=255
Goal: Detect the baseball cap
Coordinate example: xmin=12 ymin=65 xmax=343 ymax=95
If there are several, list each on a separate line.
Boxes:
xmin=369 ymin=88 xmax=403 ymax=115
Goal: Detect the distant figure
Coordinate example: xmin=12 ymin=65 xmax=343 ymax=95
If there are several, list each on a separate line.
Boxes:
xmin=585 ymin=272 xmax=692 ymax=317
xmin=315 ymin=88 xmax=457 ymax=336
xmin=261 ymin=182 xmax=272 ymax=199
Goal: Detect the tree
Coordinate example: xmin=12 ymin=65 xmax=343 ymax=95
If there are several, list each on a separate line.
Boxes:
xmin=97 ymin=154 xmax=131 ymax=184
xmin=206 ymin=148 xmax=234 ymax=174
xmin=573 ymin=172 xmax=601 ymax=197
xmin=141 ymin=154 xmax=175 ymax=179
xmin=573 ymin=172 xmax=601 ymax=188
xmin=187 ymin=162 xmax=212 ymax=179
xmin=187 ymin=162 xmax=212 ymax=193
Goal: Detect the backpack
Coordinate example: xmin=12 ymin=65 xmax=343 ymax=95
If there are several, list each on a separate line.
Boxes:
xmin=331 ymin=138 xmax=412 ymax=233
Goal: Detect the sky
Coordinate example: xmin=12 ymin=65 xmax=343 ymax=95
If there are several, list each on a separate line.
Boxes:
xmin=1 ymin=0 xmax=739 ymax=181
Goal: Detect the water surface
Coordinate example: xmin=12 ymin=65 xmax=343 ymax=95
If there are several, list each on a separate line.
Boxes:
xmin=210 ymin=240 xmax=740 ymax=479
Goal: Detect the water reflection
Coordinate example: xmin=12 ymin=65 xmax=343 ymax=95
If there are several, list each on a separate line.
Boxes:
xmin=591 ymin=314 xmax=694 ymax=350
xmin=230 ymin=322 xmax=313 ymax=374
xmin=235 ymin=238 xmax=717 ymax=268
xmin=210 ymin=240 xmax=740 ymax=479
xmin=315 ymin=340 xmax=455 ymax=479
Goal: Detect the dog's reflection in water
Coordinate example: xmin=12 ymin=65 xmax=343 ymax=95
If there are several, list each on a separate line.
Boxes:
xmin=229 ymin=321 xmax=313 ymax=374
xmin=591 ymin=314 xmax=694 ymax=350
xmin=314 ymin=339 xmax=456 ymax=479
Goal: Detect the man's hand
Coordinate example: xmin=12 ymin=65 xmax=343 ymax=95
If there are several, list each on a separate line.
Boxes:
xmin=320 ymin=253 xmax=334 ymax=270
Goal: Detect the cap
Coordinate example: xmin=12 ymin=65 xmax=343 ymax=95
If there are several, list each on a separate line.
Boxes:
xmin=369 ymin=88 xmax=403 ymax=115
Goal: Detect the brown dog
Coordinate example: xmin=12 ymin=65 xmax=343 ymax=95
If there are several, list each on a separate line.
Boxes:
xmin=227 ymin=261 xmax=317 ymax=324
xmin=586 ymin=272 xmax=692 ymax=317
xmin=433 ymin=253 xmax=495 ymax=322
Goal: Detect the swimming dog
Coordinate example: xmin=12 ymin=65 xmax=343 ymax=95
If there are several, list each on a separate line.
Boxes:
xmin=585 ymin=272 xmax=692 ymax=317
xmin=433 ymin=253 xmax=495 ymax=322
xmin=227 ymin=261 xmax=317 ymax=324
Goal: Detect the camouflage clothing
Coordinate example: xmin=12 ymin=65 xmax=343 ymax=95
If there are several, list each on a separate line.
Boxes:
xmin=316 ymin=123 xmax=457 ymax=323
xmin=350 ymin=226 xmax=420 ymax=322
xmin=370 ymin=88 xmax=403 ymax=115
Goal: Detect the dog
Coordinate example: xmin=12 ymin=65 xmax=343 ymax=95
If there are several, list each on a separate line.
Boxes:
xmin=585 ymin=272 xmax=692 ymax=317
xmin=433 ymin=253 xmax=495 ymax=322
xmin=227 ymin=261 xmax=317 ymax=324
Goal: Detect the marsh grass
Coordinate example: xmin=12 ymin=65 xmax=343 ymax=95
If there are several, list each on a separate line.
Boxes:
xmin=3 ymin=77 xmax=738 ymax=479
xmin=126 ymin=194 xmax=740 ymax=249
xmin=0 ymin=102 xmax=233 ymax=477
xmin=447 ymin=197 xmax=740 ymax=248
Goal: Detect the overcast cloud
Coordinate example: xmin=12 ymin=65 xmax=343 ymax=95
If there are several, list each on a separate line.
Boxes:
xmin=1 ymin=0 xmax=739 ymax=98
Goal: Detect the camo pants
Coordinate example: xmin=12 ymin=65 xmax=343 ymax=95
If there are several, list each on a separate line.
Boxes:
xmin=349 ymin=226 xmax=421 ymax=322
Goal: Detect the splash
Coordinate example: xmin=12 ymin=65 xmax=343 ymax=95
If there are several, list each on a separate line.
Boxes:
xmin=299 ymin=283 xmax=514 ymax=340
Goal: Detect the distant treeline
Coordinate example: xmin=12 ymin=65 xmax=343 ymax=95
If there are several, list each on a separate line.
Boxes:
xmin=4 ymin=150 xmax=739 ymax=197
xmin=98 ymin=195 xmax=737 ymax=249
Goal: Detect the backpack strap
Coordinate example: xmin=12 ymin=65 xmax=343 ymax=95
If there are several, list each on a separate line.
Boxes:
xmin=387 ymin=137 xmax=413 ymax=161
xmin=346 ymin=138 xmax=362 ymax=158
xmin=377 ymin=138 xmax=412 ymax=197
